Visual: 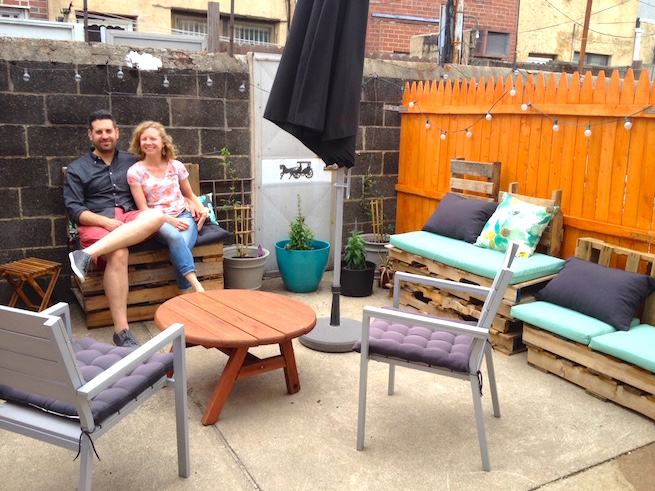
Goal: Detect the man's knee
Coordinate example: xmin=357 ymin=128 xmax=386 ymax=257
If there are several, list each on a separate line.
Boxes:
xmin=104 ymin=247 xmax=129 ymax=267
xmin=138 ymin=209 xmax=165 ymax=228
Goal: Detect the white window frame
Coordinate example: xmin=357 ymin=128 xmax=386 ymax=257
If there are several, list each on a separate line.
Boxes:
xmin=0 ymin=6 xmax=30 ymax=19
xmin=573 ymin=51 xmax=610 ymax=66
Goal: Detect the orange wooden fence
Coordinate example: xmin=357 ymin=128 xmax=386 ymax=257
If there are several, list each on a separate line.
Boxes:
xmin=395 ymin=69 xmax=655 ymax=259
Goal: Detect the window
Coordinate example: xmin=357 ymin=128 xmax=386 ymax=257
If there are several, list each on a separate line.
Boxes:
xmin=76 ymin=13 xmax=134 ymax=43
xmin=573 ymin=51 xmax=610 ymax=66
xmin=475 ymin=31 xmax=510 ymax=58
xmin=173 ymin=12 xmax=207 ymax=36
xmin=0 ymin=6 xmax=29 ymax=19
xmin=527 ymin=53 xmax=556 ymax=64
xmin=223 ymin=19 xmax=274 ymax=45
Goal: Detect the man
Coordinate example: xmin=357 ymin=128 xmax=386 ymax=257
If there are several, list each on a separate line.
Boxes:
xmin=64 ymin=110 xmax=165 ymax=347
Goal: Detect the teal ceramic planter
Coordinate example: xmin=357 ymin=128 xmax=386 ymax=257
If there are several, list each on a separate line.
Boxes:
xmin=275 ymin=239 xmax=330 ymax=293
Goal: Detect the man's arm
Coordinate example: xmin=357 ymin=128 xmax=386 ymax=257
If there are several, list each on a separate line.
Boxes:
xmin=64 ymin=166 xmax=124 ymax=231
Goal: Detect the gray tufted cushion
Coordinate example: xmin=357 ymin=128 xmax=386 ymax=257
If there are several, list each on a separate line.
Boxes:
xmin=353 ymin=317 xmax=474 ymax=373
xmin=0 ymin=337 xmax=173 ymax=425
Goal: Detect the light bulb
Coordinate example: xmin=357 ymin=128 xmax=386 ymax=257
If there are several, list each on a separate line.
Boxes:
xmin=239 ymin=81 xmax=246 ymax=93
xmin=22 ymin=69 xmax=30 ymax=82
xmin=584 ymin=125 xmax=592 ymax=138
xmin=485 ymin=112 xmax=492 ymax=121
xmin=510 ymin=87 xmax=516 ymax=97
xmin=442 ymin=73 xmax=448 ymax=80
xmin=163 ymin=75 xmax=170 ymax=88
xmin=408 ymin=100 xmax=415 ymax=108
xmin=117 ymin=67 xmax=124 ymax=80
xmin=425 ymin=120 xmax=431 ymax=129
xmin=440 ymin=131 xmax=447 ymax=140
xmin=466 ymin=128 xmax=473 ymax=138
xmin=552 ymin=120 xmax=560 ymax=132
xmin=521 ymin=103 xmax=529 ymax=111
xmin=207 ymin=75 xmax=213 ymax=87
xmin=624 ymin=117 xmax=632 ymax=130
xmin=74 ymin=70 xmax=81 ymax=83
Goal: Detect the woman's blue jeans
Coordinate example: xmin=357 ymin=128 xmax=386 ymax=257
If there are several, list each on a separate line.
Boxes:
xmin=154 ymin=211 xmax=198 ymax=290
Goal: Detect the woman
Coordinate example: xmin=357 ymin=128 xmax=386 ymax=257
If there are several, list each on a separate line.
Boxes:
xmin=127 ymin=121 xmax=207 ymax=293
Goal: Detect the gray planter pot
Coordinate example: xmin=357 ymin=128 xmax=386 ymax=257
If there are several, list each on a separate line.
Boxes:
xmin=223 ymin=245 xmax=270 ymax=290
xmin=361 ymin=233 xmax=390 ymax=275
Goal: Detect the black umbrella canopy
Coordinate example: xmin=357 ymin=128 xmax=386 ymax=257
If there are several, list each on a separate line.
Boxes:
xmin=264 ymin=0 xmax=370 ymax=168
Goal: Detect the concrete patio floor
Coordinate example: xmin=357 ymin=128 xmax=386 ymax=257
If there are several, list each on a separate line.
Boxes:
xmin=2 ymin=271 xmax=655 ymax=490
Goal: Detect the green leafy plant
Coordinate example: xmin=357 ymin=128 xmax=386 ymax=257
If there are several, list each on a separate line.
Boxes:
xmin=344 ymin=229 xmax=367 ymax=270
xmin=218 ymin=147 xmax=241 ymax=211
xmin=286 ymin=195 xmax=315 ymax=250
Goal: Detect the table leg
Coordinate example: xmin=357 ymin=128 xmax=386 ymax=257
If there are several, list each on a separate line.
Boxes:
xmin=3 ymin=276 xmax=29 ymax=309
xmin=36 ymin=268 xmax=60 ymax=311
xmin=280 ymin=339 xmax=301 ymax=394
xmin=201 ymin=347 xmax=249 ymax=425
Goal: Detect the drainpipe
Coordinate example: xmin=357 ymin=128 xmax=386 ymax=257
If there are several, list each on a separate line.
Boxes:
xmin=453 ymin=0 xmax=464 ymax=64
xmin=634 ymin=18 xmax=643 ymax=62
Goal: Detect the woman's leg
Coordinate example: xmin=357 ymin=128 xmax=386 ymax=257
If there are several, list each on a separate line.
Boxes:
xmin=154 ymin=217 xmax=202 ymax=291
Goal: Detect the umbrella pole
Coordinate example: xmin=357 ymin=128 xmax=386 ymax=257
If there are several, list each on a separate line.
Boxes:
xmin=299 ymin=167 xmax=362 ymax=352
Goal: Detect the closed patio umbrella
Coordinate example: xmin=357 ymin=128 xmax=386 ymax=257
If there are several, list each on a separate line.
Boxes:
xmin=264 ymin=0 xmax=370 ymax=352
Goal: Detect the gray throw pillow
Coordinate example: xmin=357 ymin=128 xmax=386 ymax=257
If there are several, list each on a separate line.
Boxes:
xmin=422 ymin=192 xmax=498 ymax=243
xmin=535 ymin=257 xmax=655 ymax=331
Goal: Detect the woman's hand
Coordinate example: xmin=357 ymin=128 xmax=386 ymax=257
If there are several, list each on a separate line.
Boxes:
xmin=195 ymin=207 xmax=208 ymax=231
xmin=168 ymin=216 xmax=190 ymax=231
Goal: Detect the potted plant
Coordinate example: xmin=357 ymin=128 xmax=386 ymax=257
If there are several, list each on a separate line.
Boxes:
xmin=360 ymin=168 xmax=393 ymax=273
xmin=275 ymin=195 xmax=330 ymax=293
xmin=341 ymin=229 xmax=376 ymax=297
xmin=377 ymin=250 xmax=394 ymax=289
xmin=222 ymin=204 xmax=269 ymax=290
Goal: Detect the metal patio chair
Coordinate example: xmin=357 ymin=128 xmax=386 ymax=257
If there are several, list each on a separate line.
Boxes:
xmin=0 ymin=302 xmax=190 ymax=490
xmin=355 ymin=243 xmax=517 ymax=471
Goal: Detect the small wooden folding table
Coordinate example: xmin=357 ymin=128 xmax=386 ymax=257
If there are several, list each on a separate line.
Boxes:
xmin=0 ymin=257 xmax=62 ymax=312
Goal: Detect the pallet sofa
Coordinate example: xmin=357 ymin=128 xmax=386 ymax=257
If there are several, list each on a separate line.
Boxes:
xmin=512 ymin=237 xmax=655 ymax=421
xmin=388 ymin=159 xmax=565 ymax=354
xmin=66 ymin=163 xmax=226 ymax=328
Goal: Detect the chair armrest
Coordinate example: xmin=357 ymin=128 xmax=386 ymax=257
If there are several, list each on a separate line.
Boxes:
xmin=363 ymin=305 xmax=489 ymax=340
xmin=391 ymin=271 xmax=491 ymax=307
xmin=77 ymin=323 xmax=185 ymax=400
xmin=42 ymin=302 xmax=73 ymax=341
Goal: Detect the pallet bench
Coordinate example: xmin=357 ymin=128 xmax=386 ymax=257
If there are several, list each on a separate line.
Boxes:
xmin=66 ymin=163 xmax=225 ymax=328
xmin=512 ymin=237 xmax=655 ymax=421
xmin=389 ymin=159 xmax=564 ymax=355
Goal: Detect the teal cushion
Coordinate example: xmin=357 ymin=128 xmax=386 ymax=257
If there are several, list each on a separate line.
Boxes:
xmin=511 ymin=301 xmax=617 ymax=345
xmin=588 ymin=324 xmax=655 ymax=372
xmin=390 ymin=231 xmax=564 ymax=285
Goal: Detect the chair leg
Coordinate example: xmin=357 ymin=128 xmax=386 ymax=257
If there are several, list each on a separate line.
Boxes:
xmin=470 ymin=374 xmax=491 ymax=472
xmin=78 ymin=437 xmax=94 ymax=491
xmin=356 ymin=355 xmax=369 ymax=451
xmin=173 ymin=335 xmax=191 ymax=478
xmin=484 ymin=343 xmax=501 ymax=418
xmin=387 ymin=363 xmax=396 ymax=395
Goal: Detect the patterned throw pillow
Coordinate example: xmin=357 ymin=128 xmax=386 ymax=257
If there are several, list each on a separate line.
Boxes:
xmin=475 ymin=192 xmax=558 ymax=257
xmin=198 ymin=193 xmax=219 ymax=226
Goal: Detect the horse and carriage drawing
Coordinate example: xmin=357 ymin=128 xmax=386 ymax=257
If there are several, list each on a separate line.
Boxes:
xmin=279 ymin=161 xmax=314 ymax=179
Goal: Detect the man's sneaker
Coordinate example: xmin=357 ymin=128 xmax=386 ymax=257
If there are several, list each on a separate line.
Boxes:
xmin=113 ymin=329 xmax=141 ymax=348
xmin=69 ymin=250 xmax=91 ymax=283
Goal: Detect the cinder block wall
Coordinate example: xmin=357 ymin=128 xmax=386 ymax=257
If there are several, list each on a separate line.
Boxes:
xmin=0 ymin=38 xmax=250 ymax=305
xmin=0 ymin=38 xmax=416 ymax=307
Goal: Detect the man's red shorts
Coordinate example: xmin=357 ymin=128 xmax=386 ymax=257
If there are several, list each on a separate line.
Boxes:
xmin=77 ymin=208 xmax=145 ymax=266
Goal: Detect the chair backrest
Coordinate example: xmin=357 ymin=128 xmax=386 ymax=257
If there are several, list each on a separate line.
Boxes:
xmin=449 ymin=158 xmax=501 ymax=202
xmin=478 ymin=242 xmax=518 ymax=330
xmin=0 ymin=306 xmax=93 ymax=425
xmin=505 ymin=182 xmax=563 ymax=257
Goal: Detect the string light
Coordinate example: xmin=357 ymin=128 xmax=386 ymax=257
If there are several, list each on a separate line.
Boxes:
xmin=485 ymin=112 xmax=492 ymax=121
xmin=206 ymin=75 xmax=213 ymax=87
xmin=74 ymin=70 xmax=81 ymax=83
xmin=510 ymin=87 xmax=516 ymax=97
xmin=408 ymin=100 xmax=416 ymax=108
xmin=163 ymin=75 xmax=170 ymax=88
xmin=239 ymin=81 xmax=246 ymax=93
xmin=440 ymin=131 xmax=447 ymax=140
xmin=521 ymin=103 xmax=531 ymax=111
xmin=552 ymin=120 xmax=560 ymax=132
xmin=425 ymin=119 xmax=431 ymax=129
xmin=466 ymin=128 xmax=473 ymax=138
xmin=442 ymin=73 xmax=448 ymax=80
xmin=624 ymin=117 xmax=632 ymax=130
xmin=117 ymin=66 xmax=124 ymax=80
xmin=22 ymin=68 xmax=30 ymax=82
xmin=584 ymin=125 xmax=592 ymax=138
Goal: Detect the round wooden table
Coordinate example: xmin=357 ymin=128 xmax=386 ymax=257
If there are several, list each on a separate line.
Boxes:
xmin=155 ymin=290 xmax=316 ymax=425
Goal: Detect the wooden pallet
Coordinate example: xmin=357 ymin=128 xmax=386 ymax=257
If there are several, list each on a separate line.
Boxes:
xmin=71 ymin=242 xmax=224 ymax=328
xmin=524 ymin=324 xmax=655 ymax=420
xmin=520 ymin=237 xmax=655 ymax=421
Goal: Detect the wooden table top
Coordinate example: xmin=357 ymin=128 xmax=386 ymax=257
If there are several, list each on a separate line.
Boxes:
xmin=154 ymin=290 xmax=317 ymax=349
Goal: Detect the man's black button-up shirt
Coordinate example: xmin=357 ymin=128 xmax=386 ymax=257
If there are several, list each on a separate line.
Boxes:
xmin=63 ymin=150 xmax=138 ymax=225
